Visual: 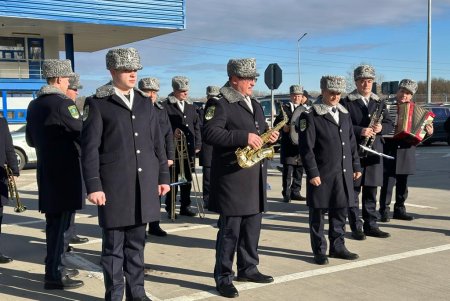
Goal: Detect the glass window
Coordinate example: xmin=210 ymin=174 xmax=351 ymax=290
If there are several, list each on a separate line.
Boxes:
xmin=0 ymin=37 xmax=25 ymax=61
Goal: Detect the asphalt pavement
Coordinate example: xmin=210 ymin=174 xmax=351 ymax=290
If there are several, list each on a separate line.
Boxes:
xmin=0 ymin=145 xmax=449 ymax=301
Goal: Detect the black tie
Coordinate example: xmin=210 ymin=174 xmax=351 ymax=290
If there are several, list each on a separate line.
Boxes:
xmin=124 ymin=93 xmax=131 ymax=101
xmin=332 ymin=107 xmax=337 ymax=113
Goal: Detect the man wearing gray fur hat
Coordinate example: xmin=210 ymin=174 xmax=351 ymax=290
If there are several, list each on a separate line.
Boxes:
xmin=81 ymin=48 xmax=170 ymax=301
xmin=379 ymin=79 xmax=433 ymax=222
xmin=26 ymin=59 xmax=84 ymax=290
xmin=199 ymin=85 xmax=221 ymax=209
xmin=161 ymin=76 xmax=201 ymax=218
xmin=138 ymin=77 xmax=173 ymax=237
xmin=299 ymin=76 xmax=362 ymax=265
xmin=341 ymin=65 xmax=394 ymax=239
xmin=0 ymin=116 xmax=19 ymax=264
xmin=64 ymin=73 xmax=90 ymax=252
xmin=203 ymin=58 xmax=279 ymax=298
xmin=274 ymin=84 xmax=306 ymax=203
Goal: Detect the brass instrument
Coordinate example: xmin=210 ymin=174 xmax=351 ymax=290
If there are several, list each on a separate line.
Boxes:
xmin=169 ymin=131 xmax=205 ymax=221
xmin=359 ymin=102 xmax=385 ymax=157
xmin=236 ymin=105 xmax=288 ymax=168
xmin=4 ymin=164 xmax=26 ymax=213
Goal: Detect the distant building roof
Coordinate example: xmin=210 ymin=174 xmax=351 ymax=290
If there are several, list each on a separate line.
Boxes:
xmin=0 ymin=0 xmax=185 ymax=51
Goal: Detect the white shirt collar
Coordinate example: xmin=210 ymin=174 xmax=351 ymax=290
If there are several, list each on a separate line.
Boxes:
xmin=114 ymin=87 xmax=134 ymax=110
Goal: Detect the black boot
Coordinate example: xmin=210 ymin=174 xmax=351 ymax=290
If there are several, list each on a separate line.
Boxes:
xmin=44 ymin=275 xmax=84 ymax=290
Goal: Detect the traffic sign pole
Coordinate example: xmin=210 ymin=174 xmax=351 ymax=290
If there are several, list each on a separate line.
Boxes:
xmin=264 ymin=63 xmax=283 ymax=127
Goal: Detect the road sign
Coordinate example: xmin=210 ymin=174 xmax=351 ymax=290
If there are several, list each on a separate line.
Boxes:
xmin=264 ymin=63 xmax=282 ymax=90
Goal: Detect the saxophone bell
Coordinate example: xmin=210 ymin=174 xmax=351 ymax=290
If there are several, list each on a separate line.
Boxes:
xmin=236 ymin=105 xmax=287 ymax=168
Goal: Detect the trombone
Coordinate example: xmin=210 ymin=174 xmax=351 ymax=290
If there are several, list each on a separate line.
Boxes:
xmin=4 ymin=164 xmax=26 ymax=213
xmin=169 ymin=130 xmax=205 ymax=221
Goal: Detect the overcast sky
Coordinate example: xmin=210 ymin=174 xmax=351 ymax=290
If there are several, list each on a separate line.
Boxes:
xmin=74 ymin=0 xmax=450 ymax=98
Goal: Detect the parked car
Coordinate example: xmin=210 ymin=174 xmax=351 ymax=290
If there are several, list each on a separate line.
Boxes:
xmin=421 ymin=105 xmax=450 ymax=145
xmin=11 ymin=125 xmax=37 ymax=170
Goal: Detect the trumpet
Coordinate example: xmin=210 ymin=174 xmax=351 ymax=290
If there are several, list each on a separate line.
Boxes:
xmin=4 ymin=164 xmax=26 ymax=213
xmin=169 ymin=130 xmax=205 ymax=221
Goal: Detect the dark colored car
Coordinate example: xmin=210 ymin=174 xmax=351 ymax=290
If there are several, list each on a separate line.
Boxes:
xmin=421 ymin=105 xmax=450 ymax=145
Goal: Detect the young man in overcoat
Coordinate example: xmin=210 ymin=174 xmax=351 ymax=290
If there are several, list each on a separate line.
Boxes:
xmin=26 ymin=59 xmax=84 ymax=289
xmin=299 ymin=75 xmax=362 ymax=265
xmin=81 ymin=48 xmax=170 ymax=301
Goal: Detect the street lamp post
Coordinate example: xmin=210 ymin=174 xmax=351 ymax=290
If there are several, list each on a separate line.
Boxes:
xmin=297 ymin=32 xmax=307 ymax=85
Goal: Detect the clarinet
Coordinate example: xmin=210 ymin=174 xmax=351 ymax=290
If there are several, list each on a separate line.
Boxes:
xmin=360 ymin=102 xmax=385 ymax=157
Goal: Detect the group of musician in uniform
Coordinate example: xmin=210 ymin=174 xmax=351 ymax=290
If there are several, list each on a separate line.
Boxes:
xmin=275 ymin=65 xmax=434 ymax=270
xmin=0 ymin=48 xmax=434 ymax=300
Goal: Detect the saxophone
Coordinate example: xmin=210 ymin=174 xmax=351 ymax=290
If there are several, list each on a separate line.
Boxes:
xmin=236 ymin=104 xmax=288 ymax=168
xmin=4 ymin=164 xmax=26 ymax=213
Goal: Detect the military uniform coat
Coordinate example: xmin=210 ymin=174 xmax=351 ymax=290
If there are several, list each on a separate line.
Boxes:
xmin=161 ymin=94 xmax=201 ymax=158
xmin=26 ymin=86 xmax=83 ymax=214
xmin=299 ymin=102 xmax=361 ymax=208
xmin=203 ymin=86 xmax=269 ymax=216
xmin=199 ymin=97 xmax=219 ymax=167
xmin=1 ymin=117 xmax=19 ymax=205
xmin=341 ymin=91 xmax=394 ymax=186
xmin=274 ymin=102 xmax=304 ymax=165
xmin=81 ymin=84 xmax=169 ymax=228
xmin=155 ymin=102 xmax=175 ymax=161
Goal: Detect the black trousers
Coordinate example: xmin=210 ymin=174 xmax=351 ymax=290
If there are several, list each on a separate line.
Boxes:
xmin=281 ymin=164 xmax=303 ymax=198
xmin=0 ymin=205 xmax=3 ymax=246
xmin=45 ymin=211 xmax=73 ymax=281
xmin=64 ymin=212 xmax=76 ymax=247
xmin=102 ymin=224 xmax=146 ymax=301
xmin=309 ymin=207 xmax=347 ymax=255
xmin=214 ymin=213 xmax=262 ymax=287
xmin=0 ymin=205 xmax=3 ymax=235
xmin=165 ymin=158 xmax=192 ymax=210
xmin=202 ymin=166 xmax=211 ymax=208
xmin=148 ymin=196 xmax=162 ymax=231
xmin=379 ymin=174 xmax=409 ymax=215
xmin=349 ymin=184 xmax=379 ymax=231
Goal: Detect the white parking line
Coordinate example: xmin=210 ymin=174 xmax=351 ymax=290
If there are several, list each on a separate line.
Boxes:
xmin=163 ymin=244 xmax=450 ymax=301
xmin=407 ymin=203 xmax=437 ymax=209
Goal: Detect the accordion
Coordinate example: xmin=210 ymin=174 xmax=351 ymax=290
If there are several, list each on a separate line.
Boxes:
xmin=394 ymin=102 xmax=435 ymax=145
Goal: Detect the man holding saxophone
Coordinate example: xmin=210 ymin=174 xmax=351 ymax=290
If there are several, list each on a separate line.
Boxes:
xmin=203 ymin=58 xmax=278 ymax=298
xmin=0 ymin=116 xmax=19 ymax=264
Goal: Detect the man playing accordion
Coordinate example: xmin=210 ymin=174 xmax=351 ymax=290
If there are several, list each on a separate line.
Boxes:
xmin=379 ymin=79 xmax=434 ymax=222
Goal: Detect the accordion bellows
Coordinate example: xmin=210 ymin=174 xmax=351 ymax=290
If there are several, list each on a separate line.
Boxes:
xmin=394 ymin=102 xmax=435 ymax=145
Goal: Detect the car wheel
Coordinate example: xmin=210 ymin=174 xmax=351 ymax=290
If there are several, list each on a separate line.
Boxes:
xmin=15 ymin=149 xmax=26 ymax=170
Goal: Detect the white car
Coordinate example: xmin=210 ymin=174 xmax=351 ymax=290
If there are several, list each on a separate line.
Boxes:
xmin=11 ymin=125 xmax=37 ymax=170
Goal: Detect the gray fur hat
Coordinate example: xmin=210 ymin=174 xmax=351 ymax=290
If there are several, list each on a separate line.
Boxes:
xmin=290 ymin=85 xmax=303 ymax=95
xmin=398 ymin=79 xmax=418 ymax=95
xmin=206 ymin=85 xmax=220 ymax=97
xmin=106 ymin=48 xmax=143 ymax=71
xmin=320 ymin=75 xmax=346 ymax=93
xmin=68 ymin=74 xmax=83 ymax=90
xmin=354 ymin=65 xmax=375 ymax=81
xmin=139 ymin=77 xmax=160 ymax=91
xmin=42 ymin=59 xmax=75 ymax=78
xmin=172 ymin=76 xmax=189 ymax=91
xmin=227 ymin=58 xmax=260 ymax=78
